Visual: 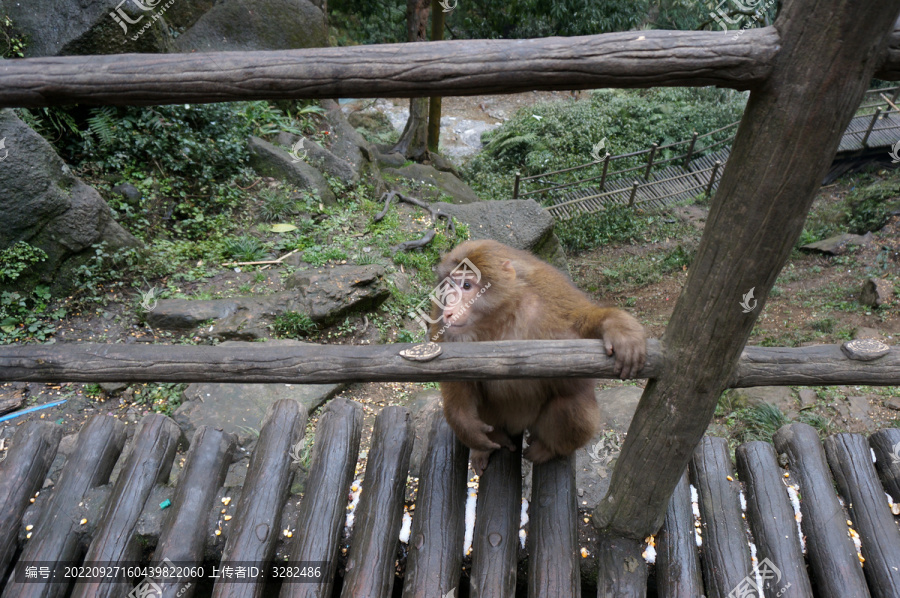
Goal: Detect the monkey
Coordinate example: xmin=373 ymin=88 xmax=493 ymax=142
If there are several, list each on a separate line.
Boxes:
xmin=428 ymin=240 xmax=646 ymax=475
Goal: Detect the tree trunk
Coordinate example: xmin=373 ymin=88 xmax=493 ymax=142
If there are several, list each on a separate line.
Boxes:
xmin=392 ymin=0 xmax=431 ymax=161
xmin=427 ymin=0 xmax=445 ymax=153
xmin=593 ymin=0 xmax=900 ymax=540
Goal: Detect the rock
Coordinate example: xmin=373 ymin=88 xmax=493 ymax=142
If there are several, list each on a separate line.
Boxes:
xmin=2 ymin=0 xmax=173 ymax=57
xmin=859 ymin=277 xmax=894 ymax=308
xmin=801 ymin=232 xmax=873 ymax=255
xmin=0 ymin=110 xmax=141 ymax=295
xmin=730 ymin=386 xmax=796 ymax=413
xmin=0 ymin=387 xmax=26 ymax=415
xmin=56 ymin=433 xmax=79 ymax=457
xmin=247 ymin=136 xmax=336 ymax=204
xmin=321 ymin=100 xmax=375 ymax=175
xmin=428 ymin=153 xmax=461 ymax=178
xmin=174 ymin=0 xmax=327 ymax=52
xmin=111 ymin=183 xmax=142 ymax=207
xmin=405 ymin=390 xmax=443 ymax=478
xmin=207 ymin=294 xmax=301 ymax=341
xmin=885 ymin=399 xmax=900 ymax=411
xmin=159 ymin=0 xmax=214 ymax=31
xmin=390 ymin=272 xmax=413 ymax=295
xmin=174 ymin=341 xmax=343 ymax=439
xmin=383 ymin=163 xmax=480 ymax=204
xmin=798 ymin=389 xmax=818 ymax=409
xmin=845 ymin=396 xmax=876 ymax=433
xmin=284 ymin=264 xmax=390 ymax=325
xmin=435 ymin=199 xmax=568 ymax=270
xmin=147 ymin=299 xmax=241 ymax=329
xmin=373 ymin=150 xmax=409 ymax=169
xmin=595 ymin=386 xmax=643 ymax=432
xmin=348 ymin=112 xmax=395 ymax=138
xmin=275 ymin=133 xmax=359 ymax=186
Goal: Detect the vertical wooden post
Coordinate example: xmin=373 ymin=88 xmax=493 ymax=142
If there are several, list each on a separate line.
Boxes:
xmin=600 ymin=154 xmax=610 ymax=190
xmin=644 ymin=143 xmax=658 ymax=179
xmin=594 ymin=0 xmax=900 ymax=539
xmin=683 ymin=132 xmax=698 ymax=169
xmin=705 ymin=161 xmax=721 ymax=198
xmin=861 ymin=107 xmax=881 ymax=146
xmin=427 ymin=0 xmax=445 ymax=153
xmin=628 ymin=182 xmax=639 ymax=207
xmin=513 ymin=172 xmax=521 ymax=199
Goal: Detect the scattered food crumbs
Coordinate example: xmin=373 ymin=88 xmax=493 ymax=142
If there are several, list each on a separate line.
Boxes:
xmin=25 ymin=525 xmax=33 ymax=531
xmin=215 ymin=529 xmax=222 ymax=536
xmin=224 ymin=515 xmax=232 ymax=521
xmin=726 ymin=475 xmax=733 ymax=482
xmin=26 ymin=532 xmax=32 ymax=539
xmin=80 ymin=519 xmax=87 ymax=525
xmin=580 ymin=547 xmax=589 ymax=558
xmin=222 ymin=497 xmax=232 ymax=506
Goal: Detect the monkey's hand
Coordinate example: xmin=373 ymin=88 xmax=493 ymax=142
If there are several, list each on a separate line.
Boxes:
xmin=602 ymin=319 xmax=647 ymax=379
xmin=456 ymin=421 xmax=504 ymax=452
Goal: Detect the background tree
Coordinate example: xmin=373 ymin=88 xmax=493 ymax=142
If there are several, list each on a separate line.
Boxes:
xmin=390 ymin=0 xmax=430 ymax=161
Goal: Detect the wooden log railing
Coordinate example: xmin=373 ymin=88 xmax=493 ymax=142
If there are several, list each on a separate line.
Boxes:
xmin=0 ymin=340 xmax=898 ymax=387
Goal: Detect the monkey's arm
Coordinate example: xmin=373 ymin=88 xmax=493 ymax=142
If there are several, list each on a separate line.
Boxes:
xmin=441 ymin=381 xmax=504 ymax=452
xmin=577 ymin=306 xmax=647 ymax=379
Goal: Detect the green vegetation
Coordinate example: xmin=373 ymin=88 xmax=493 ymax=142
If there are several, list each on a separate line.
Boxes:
xmin=464 ymin=87 xmax=746 ymax=202
xmin=1 ymin=15 xmax=27 ymax=58
xmin=0 ymin=242 xmax=64 ymax=343
xmin=799 ymin=175 xmax=900 ymax=245
xmin=271 ymin=311 xmax=318 ymax=338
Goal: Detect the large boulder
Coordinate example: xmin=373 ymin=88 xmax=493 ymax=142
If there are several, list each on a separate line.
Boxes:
xmin=248 ymin=136 xmax=337 ymax=205
xmin=321 ymin=99 xmax=375 ymax=176
xmin=434 ymin=199 xmax=568 ymax=269
xmin=284 ymin=264 xmax=390 ymax=325
xmin=274 ymin=133 xmax=359 ymax=186
xmin=383 ymin=163 xmax=480 ymax=204
xmin=174 ymin=0 xmax=327 ymax=52
xmin=0 ymin=0 xmax=173 ymax=56
xmin=0 ymin=110 xmax=140 ymax=294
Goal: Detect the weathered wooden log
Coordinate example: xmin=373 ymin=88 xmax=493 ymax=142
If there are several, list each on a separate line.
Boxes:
xmin=281 ymin=398 xmax=363 ymax=598
xmin=2 ymin=341 xmax=899 ymax=387
xmin=341 ymin=406 xmax=413 ymax=598
xmin=1 ymin=415 xmax=126 ymax=598
xmin=689 ymin=436 xmax=751 ymax=598
xmin=868 ymin=428 xmax=900 ymax=501
xmin=71 ymin=413 xmax=181 ymax=598
xmin=735 ymin=441 xmax=813 ymax=597
xmin=595 ymin=0 xmax=900 ymax=539
xmin=824 ymin=433 xmax=900 ymax=598
xmin=212 ymin=399 xmax=305 ymax=598
xmin=469 ymin=440 xmax=522 ymax=598
xmin=655 ymin=471 xmax=703 ymax=598
xmin=527 ymin=454 xmax=580 ymax=598
xmin=594 ymin=533 xmax=647 ymax=598
xmin=151 ymin=426 xmax=235 ymax=598
xmin=773 ymin=423 xmax=870 ymax=598
xmin=0 ymin=421 xmax=62 ymax=581
xmin=401 ymin=413 xmax=468 ymax=598
xmin=0 ymin=29 xmax=780 ymax=109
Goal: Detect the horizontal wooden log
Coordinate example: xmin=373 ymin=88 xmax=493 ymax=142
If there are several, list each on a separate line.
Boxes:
xmin=0 ymin=29 xmax=781 ymax=109
xmin=1 ymin=341 xmax=897 ymax=387
xmin=773 ymin=423 xmax=870 ymax=598
xmin=3 ymin=415 xmax=127 ymax=598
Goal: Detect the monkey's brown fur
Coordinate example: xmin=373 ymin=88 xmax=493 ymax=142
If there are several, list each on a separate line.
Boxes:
xmin=429 ymin=240 xmax=646 ymax=474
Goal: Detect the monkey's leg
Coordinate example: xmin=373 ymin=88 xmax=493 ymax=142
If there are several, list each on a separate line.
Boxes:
xmin=470 ymin=429 xmax=518 ymax=475
xmin=524 ymin=388 xmax=599 ymax=463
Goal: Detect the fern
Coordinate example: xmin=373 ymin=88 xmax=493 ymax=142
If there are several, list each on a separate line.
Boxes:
xmin=87 ymin=107 xmax=118 ymax=147
xmin=484 ymin=130 xmax=539 ymax=161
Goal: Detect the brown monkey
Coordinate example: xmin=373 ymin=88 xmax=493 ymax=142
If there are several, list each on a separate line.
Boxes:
xmin=428 ymin=240 xmax=646 ymax=474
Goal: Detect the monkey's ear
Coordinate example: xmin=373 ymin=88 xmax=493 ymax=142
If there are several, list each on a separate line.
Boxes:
xmin=501 ymin=259 xmax=516 ymax=277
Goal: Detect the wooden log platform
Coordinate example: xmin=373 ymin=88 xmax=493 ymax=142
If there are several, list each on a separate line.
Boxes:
xmin=5 ymin=404 xmax=900 ymax=596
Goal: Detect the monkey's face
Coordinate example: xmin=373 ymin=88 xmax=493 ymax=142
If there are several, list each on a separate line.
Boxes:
xmin=437 ymin=270 xmax=489 ymax=334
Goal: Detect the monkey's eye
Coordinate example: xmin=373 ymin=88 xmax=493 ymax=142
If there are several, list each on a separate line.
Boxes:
xmin=462 ymin=281 xmax=472 ymax=290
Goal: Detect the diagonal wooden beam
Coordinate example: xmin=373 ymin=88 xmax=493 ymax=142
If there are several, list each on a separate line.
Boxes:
xmin=593 ymin=0 xmax=900 ymax=540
